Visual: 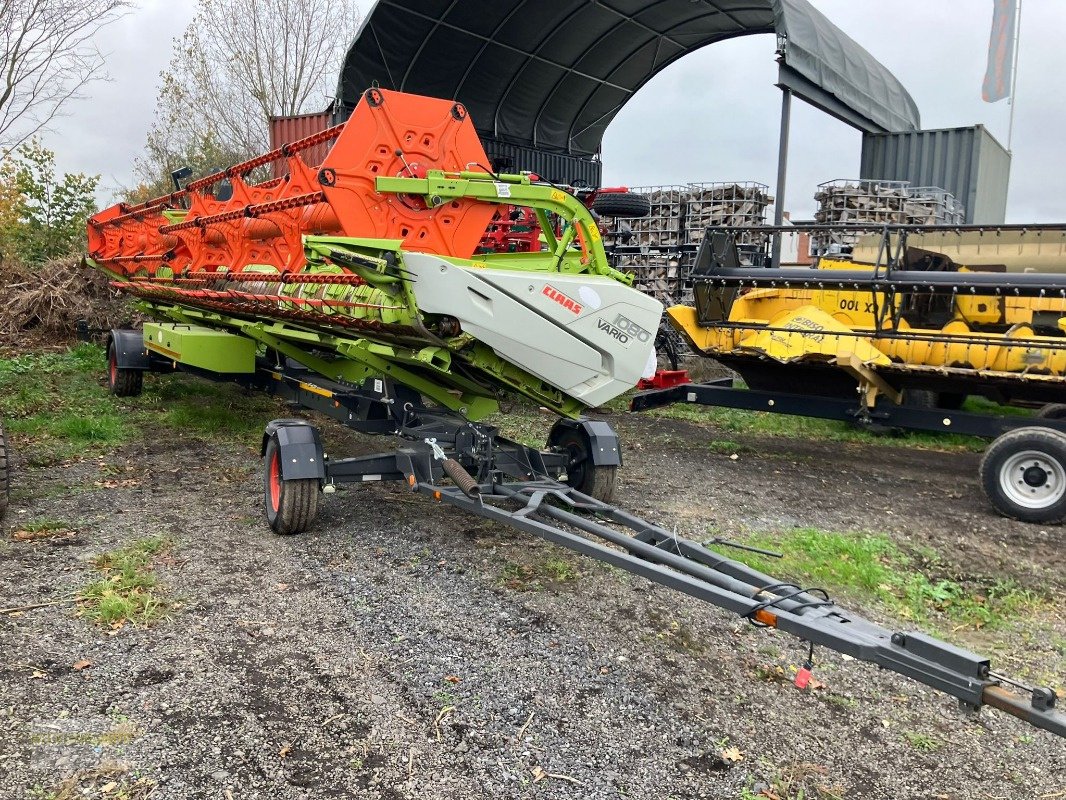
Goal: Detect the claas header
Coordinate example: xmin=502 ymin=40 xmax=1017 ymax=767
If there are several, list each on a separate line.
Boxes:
xmin=87 ymin=88 xmax=662 ymax=420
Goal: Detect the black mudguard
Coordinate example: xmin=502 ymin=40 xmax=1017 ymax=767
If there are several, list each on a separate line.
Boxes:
xmin=262 ymin=419 xmax=326 ymax=481
xmin=548 ymin=418 xmax=622 ymax=467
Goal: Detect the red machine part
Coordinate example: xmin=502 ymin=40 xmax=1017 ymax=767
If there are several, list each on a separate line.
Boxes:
xmin=636 ymin=370 xmax=690 ymax=390
xmin=87 ymin=89 xmax=497 ymax=278
xmin=477 ymin=206 xmax=543 ymax=254
xmin=475 ymin=186 xmax=635 ymax=255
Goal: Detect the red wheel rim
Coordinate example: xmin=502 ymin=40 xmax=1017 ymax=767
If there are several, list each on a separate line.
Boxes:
xmin=109 ymin=353 xmax=117 ymax=386
xmin=268 ymin=450 xmax=281 ymax=512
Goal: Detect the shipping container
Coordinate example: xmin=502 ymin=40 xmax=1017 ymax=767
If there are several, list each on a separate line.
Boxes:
xmin=482 ymin=137 xmax=602 ymax=188
xmin=859 ymin=125 xmax=1011 ymax=224
xmin=268 ymin=110 xmax=333 ymax=178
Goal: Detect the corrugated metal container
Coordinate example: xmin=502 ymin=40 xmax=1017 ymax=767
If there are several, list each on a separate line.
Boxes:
xmin=482 ymin=137 xmax=602 ymax=188
xmin=269 ymin=111 xmax=333 ymax=178
xmin=860 ymin=125 xmax=1011 ymax=224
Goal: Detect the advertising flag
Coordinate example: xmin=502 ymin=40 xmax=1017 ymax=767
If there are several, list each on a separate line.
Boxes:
xmin=983 ymin=0 xmax=1017 ymax=102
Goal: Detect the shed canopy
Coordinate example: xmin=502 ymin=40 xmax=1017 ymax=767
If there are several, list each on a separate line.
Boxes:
xmin=336 ymin=0 xmax=920 ymax=157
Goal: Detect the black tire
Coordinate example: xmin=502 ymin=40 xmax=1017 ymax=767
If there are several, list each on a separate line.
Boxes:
xmin=591 ymin=191 xmax=651 ymax=219
xmin=1036 ymin=403 xmax=1066 ymax=421
xmin=552 ymin=428 xmax=616 ymax=503
xmin=938 ymin=392 xmax=967 ymax=410
xmin=979 ymin=427 xmax=1066 ymax=524
xmin=107 ymin=342 xmax=143 ymax=397
xmin=0 ymin=421 xmax=9 ymax=522
xmin=263 ymin=434 xmax=320 ymax=534
xmin=902 ymin=388 xmax=937 ymax=409
xmin=655 ymin=325 xmax=680 ymax=372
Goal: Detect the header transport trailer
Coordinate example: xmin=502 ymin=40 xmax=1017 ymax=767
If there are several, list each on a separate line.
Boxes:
xmin=81 ymin=89 xmax=1064 ymax=739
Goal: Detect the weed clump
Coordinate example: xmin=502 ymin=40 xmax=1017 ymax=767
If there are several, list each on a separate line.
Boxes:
xmin=80 ymin=537 xmax=171 ymax=626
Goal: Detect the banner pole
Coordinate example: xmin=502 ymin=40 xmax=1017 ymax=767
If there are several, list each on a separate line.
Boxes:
xmin=1007 ymin=0 xmax=1023 ymax=153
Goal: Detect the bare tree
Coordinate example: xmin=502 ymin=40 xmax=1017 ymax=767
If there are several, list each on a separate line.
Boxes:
xmin=140 ymin=0 xmax=359 ymax=180
xmin=0 ymin=0 xmax=132 ymax=149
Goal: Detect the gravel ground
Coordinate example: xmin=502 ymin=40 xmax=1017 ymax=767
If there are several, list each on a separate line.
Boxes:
xmin=1 ymin=402 xmax=1063 ymax=799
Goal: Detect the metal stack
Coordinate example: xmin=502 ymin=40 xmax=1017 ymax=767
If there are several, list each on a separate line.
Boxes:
xmin=685 ymin=182 xmax=773 ymax=247
xmin=603 ymin=181 xmax=773 ymax=305
xmin=905 ymin=187 xmax=966 ymax=225
xmin=814 ymin=178 xmax=909 ymax=225
xmin=812 ymin=179 xmax=966 ymax=255
xmin=623 ymin=184 xmax=687 ymax=249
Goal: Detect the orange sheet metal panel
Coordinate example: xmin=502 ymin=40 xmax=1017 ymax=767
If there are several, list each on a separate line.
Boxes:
xmin=269 ymin=111 xmax=332 ymax=178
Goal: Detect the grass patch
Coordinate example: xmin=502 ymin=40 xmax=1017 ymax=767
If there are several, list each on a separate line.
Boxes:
xmin=139 ymin=377 xmax=282 ymax=442
xmin=80 ymin=537 xmax=171 ymax=627
xmin=501 ymin=552 xmax=582 ymax=590
xmin=10 ymin=520 xmax=74 ymax=546
xmin=740 ymin=759 xmax=844 ymax=800
xmin=648 ymin=402 xmax=989 ymax=452
xmin=433 ymin=688 xmax=458 ymax=707
xmin=902 ymin=730 xmax=942 ymax=752
xmin=539 ymin=556 xmax=579 ymax=581
xmin=722 ymin=528 xmax=1041 ymax=630
xmin=483 ymin=403 xmax=553 ymax=449
xmin=647 ymin=607 xmax=704 ymax=653
xmin=705 ymin=438 xmax=752 ymax=455
xmin=0 ymin=344 xmax=135 ymax=464
xmin=0 ymin=343 xmax=291 ymax=465
xmin=16 ymin=518 xmax=71 ymax=533
xmin=10 ymin=517 xmax=76 ymax=542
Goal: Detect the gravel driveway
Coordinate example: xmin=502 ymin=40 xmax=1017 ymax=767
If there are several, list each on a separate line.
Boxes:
xmin=1 ymin=405 xmax=1063 ymax=799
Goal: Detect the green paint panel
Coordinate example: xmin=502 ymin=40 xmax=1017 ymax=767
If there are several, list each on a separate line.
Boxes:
xmin=143 ymin=323 xmax=256 ymax=373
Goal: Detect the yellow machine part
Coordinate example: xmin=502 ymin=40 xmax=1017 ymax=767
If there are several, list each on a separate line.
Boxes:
xmin=702 ymin=304 xmax=890 ymax=365
xmin=669 ymin=258 xmax=1066 ymax=378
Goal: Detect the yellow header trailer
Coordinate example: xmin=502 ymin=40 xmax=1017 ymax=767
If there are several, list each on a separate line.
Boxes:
xmin=644 ymin=223 xmax=1066 ymax=523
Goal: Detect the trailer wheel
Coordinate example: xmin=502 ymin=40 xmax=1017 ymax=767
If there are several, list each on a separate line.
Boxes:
xmin=655 ymin=324 xmax=682 ymax=371
xmin=107 ymin=342 xmax=143 ymax=397
xmin=980 ymin=427 xmax=1066 ymax=523
xmin=591 ymin=191 xmax=651 ymax=219
xmin=902 ymin=388 xmax=937 ymax=409
xmin=1035 ymin=403 xmax=1066 ymax=420
xmin=0 ymin=421 xmax=9 ymax=522
xmin=553 ymin=428 xmax=616 ymax=503
xmin=938 ymin=392 xmax=967 ymax=410
xmin=263 ymin=434 xmax=319 ymax=534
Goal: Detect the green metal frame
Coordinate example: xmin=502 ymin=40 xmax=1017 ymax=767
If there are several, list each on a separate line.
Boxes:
xmin=375 ymin=170 xmax=632 ymax=285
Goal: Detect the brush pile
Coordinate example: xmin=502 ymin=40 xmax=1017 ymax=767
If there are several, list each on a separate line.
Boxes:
xmin=0 ymin=256 xmax=135 ymax=340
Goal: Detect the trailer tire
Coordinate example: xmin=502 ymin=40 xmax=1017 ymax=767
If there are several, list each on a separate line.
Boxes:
xmin=902 ymin=388 xmax=937 ymax=410
xmin=0 ymin=421 xmax=9 ymax=522
xmin=263 ymin=434 xmax=319 ymax=534
xmin=591 ymin=191 xmax=651 ymax=219
xmin=938 ymin=392 xmax=967 ymax=410
xmin=655 ymin=324 xmax=682 ymax=371
xmin=1035 ymin=403 xmax=1066 ymax=420
xmin=980 ymin=427 xmax=1066 ymax=523
xmin=553 ymin=428 xmax=616 ymax=503
xmin=107 ymin=342 xmax=143 ymax=397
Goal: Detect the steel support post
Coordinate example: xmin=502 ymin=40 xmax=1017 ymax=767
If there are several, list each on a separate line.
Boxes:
xmin=771 ymin=87 xmax=792 ymax=268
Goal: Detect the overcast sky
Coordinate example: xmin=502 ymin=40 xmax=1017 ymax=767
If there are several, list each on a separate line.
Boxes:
xmin=38 ymin=1 xmax=1063 ymax=222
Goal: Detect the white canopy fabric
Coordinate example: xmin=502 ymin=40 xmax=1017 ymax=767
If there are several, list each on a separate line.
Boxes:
xmin=336 ymin=0 xmax=920 ymax=157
